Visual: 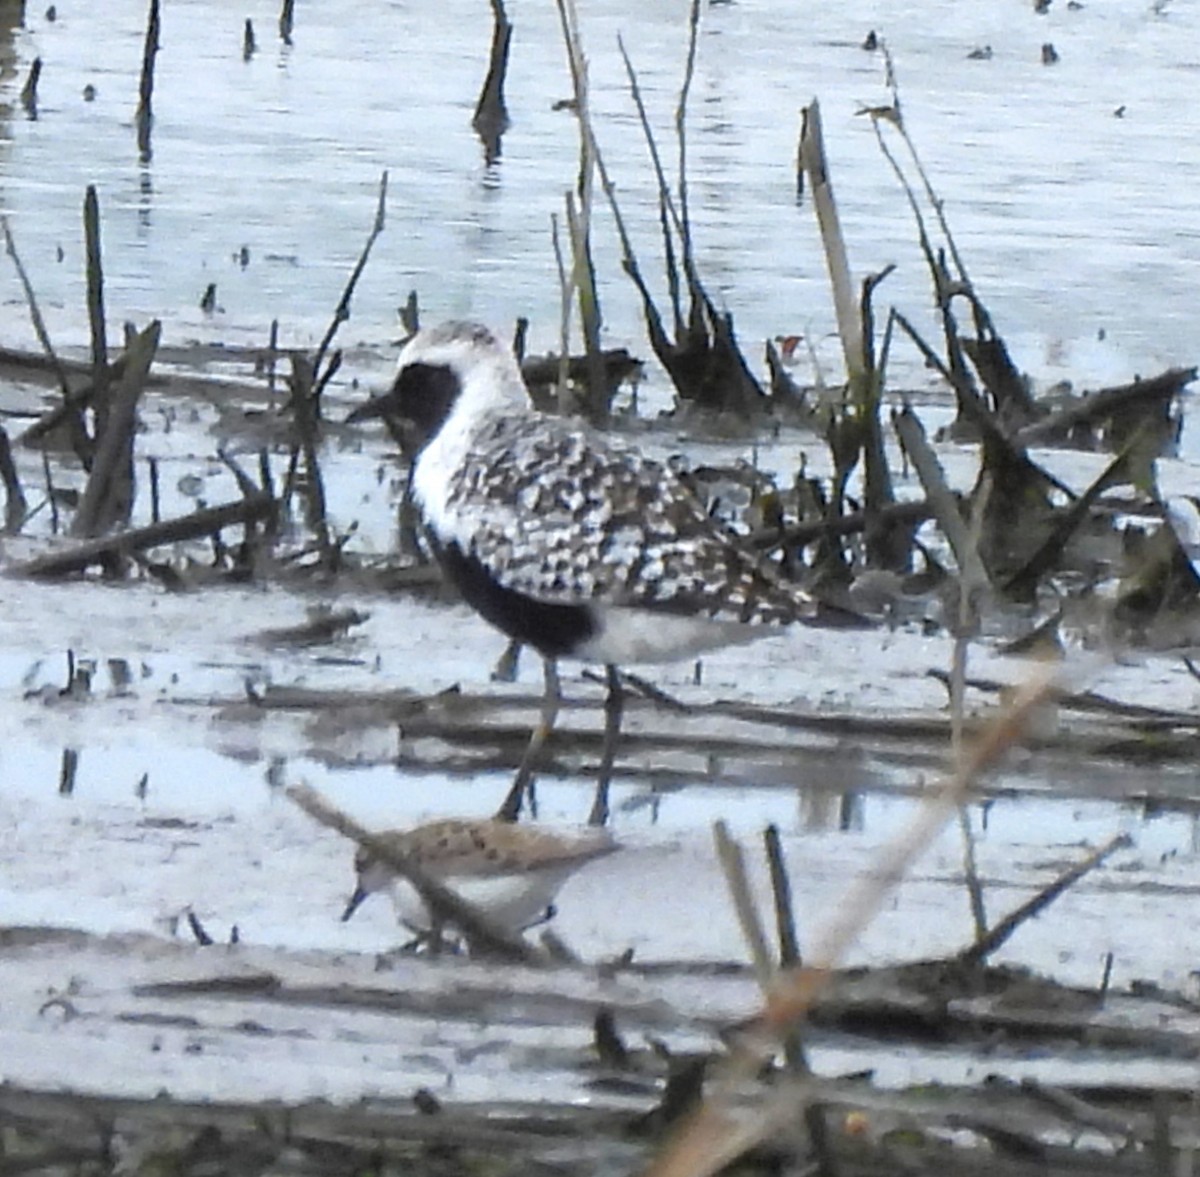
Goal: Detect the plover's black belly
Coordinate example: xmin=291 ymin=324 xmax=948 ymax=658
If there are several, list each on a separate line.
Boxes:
xmin=437 ymin=539 xmax=597 ymax=659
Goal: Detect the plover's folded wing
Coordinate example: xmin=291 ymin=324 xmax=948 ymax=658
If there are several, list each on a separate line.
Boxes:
xmin=439 ymin=416 xmax=817 ymax=626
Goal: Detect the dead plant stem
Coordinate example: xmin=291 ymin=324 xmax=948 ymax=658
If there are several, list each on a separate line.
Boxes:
xmin=1 ymin=216 xmax=84 ymax=457
xmin=640 ymin=664 xmax=1062 ymax=1177
xmin=712 ymin=822 xmax=773 ymax=989
xmin=84 ymin=186 xmax=109 ymax=440
xmin=311 ymin=171 xmax=388 ymax=403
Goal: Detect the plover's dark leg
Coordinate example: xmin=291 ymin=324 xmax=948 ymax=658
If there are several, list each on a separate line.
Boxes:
xmin=588 ymin=664 xmax=623 ymax=828
xmin=490 ymin=637 xmax=522 ymax=683
xmin=496 ymin=657 xmax=561 ymax=822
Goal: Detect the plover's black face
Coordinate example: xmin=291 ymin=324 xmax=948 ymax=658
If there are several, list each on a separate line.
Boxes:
xmin=347 ymin=359 xmax=463 ymax=455
xmin=347 ymin=321 xmax=522 ymax=455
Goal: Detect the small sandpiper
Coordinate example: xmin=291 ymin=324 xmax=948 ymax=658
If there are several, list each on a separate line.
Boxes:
xmin=341 ymin=817 xmax=618 ymax=938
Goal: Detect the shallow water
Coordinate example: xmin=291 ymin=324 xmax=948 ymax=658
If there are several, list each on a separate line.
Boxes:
xmin=1 ymin=0 xmax=1197 ymax=404
xmin=1 ymin=0 xmax=1200 ymax=1111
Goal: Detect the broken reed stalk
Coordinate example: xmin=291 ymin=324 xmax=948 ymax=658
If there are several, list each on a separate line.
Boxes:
xmin=70 ymin=320 xmax=161 ymax=538
xmin=763 ymin=825 xmax=800 ymax=967
xmin=868 ymin=61 xmax=1033 ymax=422
xmin=857 ymin=267 xmax=901 ymax=569
xmin=1001 ymin=429 xmax=1153 ymax=600
xmin=878 ymin=43 xmax=974 ymax=300
xmin=712 ymin=822 xmax=774 ymax=988
xmin=892 ymin=405 xmax=990 ymax=590
xmin=285 ymin=782 xmax=541 ymax=964
xmin=283 ymin=353 xmax=334 ymax=567
xmin=472 ymin=0 xmax=512 ymax=165
xmin=0 ymin=216 xmax=88 ymax=464
xmin=147 ymin=455 xmax=160 ymax=524
xmin=310 ymin=170 xmax=388 ymax=408
xmin=41 ymin=450 xmax=59 ymax=535
xmin=19 ymin=56 xmax=40 ymax=115
xmin=798 ymin=100 xmax=865 ymax=387
xmin=19 ymin=493 xmax=275 ymax=578
xmin=958 ymin=831 xmax=1132 ymax=967
xmin=611 ymin=30 xmax=761 ymax=415
xmin=554 ymin=0 xmax=606 ymax=419
xmin=639 ymin=664 xmax=1063 ymax=1177
xmin=868 ymin=110 xmax=980 ymax=414
xmin=136 ymin=0 xmax=161 ymax=160
xmin=58 ymin=747 xmax=80 ymax=795
xmin=569 ymin=35 xmax=693 ymax=394
xmin=714 ymin=823 xmax=837 ymax=1175
xmin=266 ymin=318 xmax=279 ymax=404
xmin=674 ymin=0 xmax=699 ymax=264
xmin=0 ymin=425 xmax=28 ymax=533
xmin=83 ymin=186 xmax=110 ymax=443
xmin=952 ymin=476 xmax=993 ymax=944
xmin=278 ymin=0 xmax=294 ymax=44
xmin=550 ymin=212 xmax=572 ymax=405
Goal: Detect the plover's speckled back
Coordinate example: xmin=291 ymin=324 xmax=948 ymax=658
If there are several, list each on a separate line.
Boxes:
xmin=341 ymin=818 xmax=618 ymax=935
xmin=349 ymin=321 xmax=845 ymax=820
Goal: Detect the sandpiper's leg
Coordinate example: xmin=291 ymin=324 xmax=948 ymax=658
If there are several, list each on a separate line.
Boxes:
xmin=496 ymin=657 xmax=561 ymax=823
xmin=588 ymin=664 xmax=623 ymax=828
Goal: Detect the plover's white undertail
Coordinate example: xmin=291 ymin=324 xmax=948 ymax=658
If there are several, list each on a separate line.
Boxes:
xmin=341 ymin=818 xmax=617 ymax=937
xmin=349 ymin=321 xmax=843 ymax=822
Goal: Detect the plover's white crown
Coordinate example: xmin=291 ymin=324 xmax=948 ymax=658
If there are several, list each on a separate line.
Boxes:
xmin=376 ymin=322 xmax=819 ymax=667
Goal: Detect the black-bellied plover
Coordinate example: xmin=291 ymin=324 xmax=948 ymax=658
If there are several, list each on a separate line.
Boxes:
xmin=350 ymin=321 xmax=840 ymax=823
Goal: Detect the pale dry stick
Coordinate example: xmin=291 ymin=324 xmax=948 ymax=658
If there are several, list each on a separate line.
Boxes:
xmin=798 ymin=100 xmax=865 ymax=386
xmin=71 ymin=320 xmax=161 ymax=538
xmin=779 ymin=628 xmax=1054 ymax=1007
xmin=712 ymin=822 xmax=774 ymax=988
xmin=892 ymin=406 xmax=989 ymax=588
xmin=716 ymin=822 xmax=839 ymax=1176
xmin=951 ymin=474 xmax=993 ymax=943
xmin=553 ymin=0 xmax=605 ymax=417
xmin=550 ymin=211 xmax=572 ymax=407
xmin=639 ymin=664 xmax=1063 ymax=1177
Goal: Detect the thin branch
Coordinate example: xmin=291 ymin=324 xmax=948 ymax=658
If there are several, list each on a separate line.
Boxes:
xmin=311 ymin=171 xmax=389 ymax=396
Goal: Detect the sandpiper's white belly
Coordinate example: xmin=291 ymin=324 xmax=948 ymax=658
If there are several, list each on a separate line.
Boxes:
xmin=385 ymin=865 xmax=577 ymax=935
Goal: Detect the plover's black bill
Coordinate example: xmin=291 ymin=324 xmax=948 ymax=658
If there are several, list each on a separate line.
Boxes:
xmin=345 ymin=397 xmax=389 ymax=424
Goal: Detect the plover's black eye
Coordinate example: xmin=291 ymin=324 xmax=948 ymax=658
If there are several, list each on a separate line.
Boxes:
xmin=391 ymin=362 xmax=462 ymax=448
